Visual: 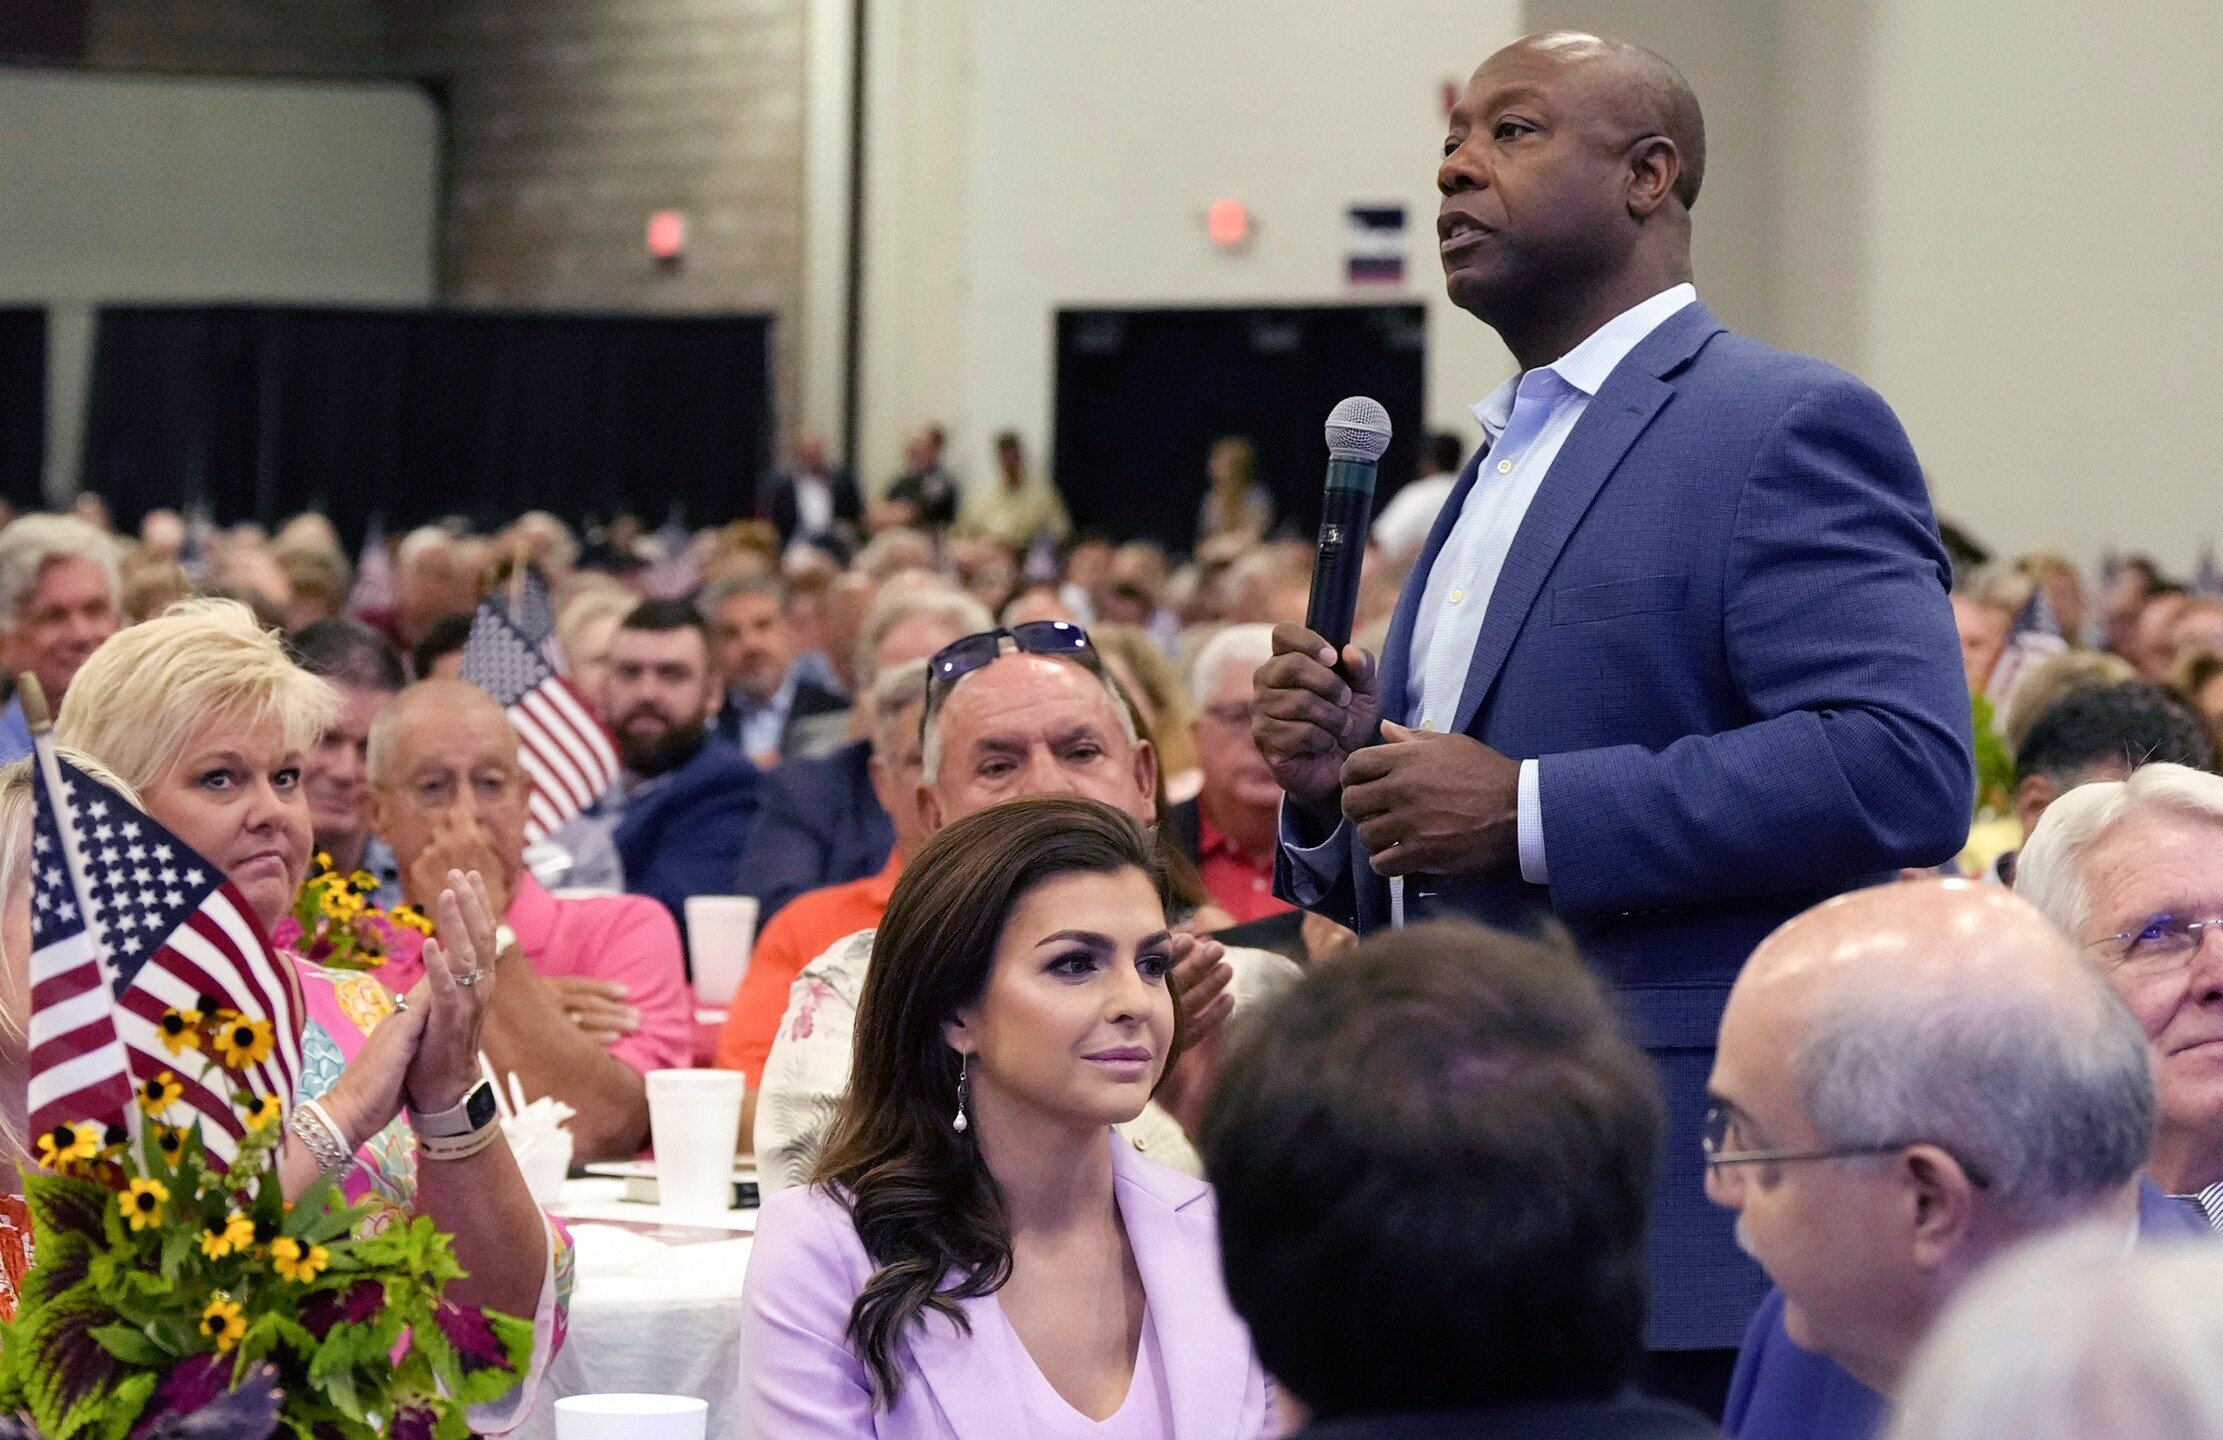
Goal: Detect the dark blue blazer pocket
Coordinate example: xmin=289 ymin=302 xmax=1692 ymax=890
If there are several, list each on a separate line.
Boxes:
xmin=1552 ymin=574 xmax=1690 ymax=625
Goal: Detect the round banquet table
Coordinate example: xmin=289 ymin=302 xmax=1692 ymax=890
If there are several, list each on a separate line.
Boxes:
xmin=514 ymin=1177 xmax=755 ymax=1440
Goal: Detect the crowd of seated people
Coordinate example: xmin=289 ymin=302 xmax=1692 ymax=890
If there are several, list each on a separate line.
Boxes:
xmin=7 ymin=471 xmax=2223 ymax=1434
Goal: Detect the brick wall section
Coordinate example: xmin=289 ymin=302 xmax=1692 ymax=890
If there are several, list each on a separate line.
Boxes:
xmin=85 ymin=0 xmax=807 ymax=439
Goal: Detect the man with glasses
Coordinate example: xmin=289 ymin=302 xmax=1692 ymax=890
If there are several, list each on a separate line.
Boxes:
xmin=1711 ymin=880 xmax=2184 ymax=1440
xmin=753 ymin=621 xmax=1238 ymax=1190
xmin=2018 ymin=762 xmax=2223 ymax=1227
xmin=366 ymin=679 xmax=691 ymax=1160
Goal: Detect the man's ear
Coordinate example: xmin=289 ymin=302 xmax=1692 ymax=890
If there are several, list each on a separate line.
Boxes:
xmin=2014 ymin=773 xmax=2061 ymax=842
xmin=919 ymin=781 xmax=944 ymax=836
xmin=1625 ymin=134 xmax=1681 ymax=219
xmin=1130 ymin=736 xmax=1159 ymax=816
xmin=1902 ymin=1145 xmax=1982 ymax=1274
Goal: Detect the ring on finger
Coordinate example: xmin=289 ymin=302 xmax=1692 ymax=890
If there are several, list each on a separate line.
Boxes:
xmin=455 ymin=969 xmax=484 ymax=988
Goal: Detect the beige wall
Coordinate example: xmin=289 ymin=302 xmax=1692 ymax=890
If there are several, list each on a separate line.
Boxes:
xmin=1522 ymin=0 xmax=1786 ymax=344
xmin=1855 ymin=0 xmax=2223 ymax=571
xmin=848 ymin=0 xmax=1525 ymax=496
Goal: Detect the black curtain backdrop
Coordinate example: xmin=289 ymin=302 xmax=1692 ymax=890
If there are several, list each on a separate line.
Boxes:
xmin=79 ymin=304 xmax=774 ymax=545
xmin=0 ymin=309 xmax=47 ymax=511
xmin=1053 ymin=303 xmax=1426 ymax=550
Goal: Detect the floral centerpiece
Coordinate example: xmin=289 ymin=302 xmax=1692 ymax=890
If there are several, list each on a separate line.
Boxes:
xmin=272 ymin=855 xmax=433 ymax=975
xmin=0 ymin=1001 xmax=531 ymax=1440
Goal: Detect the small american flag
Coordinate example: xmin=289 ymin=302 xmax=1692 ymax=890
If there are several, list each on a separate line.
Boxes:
xmin=460 ymin=597 xmax=620 ymax=841
xmin=1986 ymin=587 xmax=2070 ymax=714
xmin=502 ymin=565 xmax=561 ymax=660
xmin=26 ymin=745 xmax=303 ymax=1168
xmin=347 ymin=514 xmax=397 ymax=618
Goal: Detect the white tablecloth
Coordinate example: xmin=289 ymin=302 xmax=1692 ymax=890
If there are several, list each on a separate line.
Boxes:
xmin=514 ymin=1180 xmax=755 ymax=1440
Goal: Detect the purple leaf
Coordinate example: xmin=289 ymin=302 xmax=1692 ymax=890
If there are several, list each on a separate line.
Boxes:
xmin=388 ymin=1403 xmax=436 ymax=1440
xmin=134 ymin=1361 xmax=281 ymax=1440
xmin=24 ymin=1174 xmax=109 ymax=1246
xmin=298 ymin=1281 xmax=384 ymax=1341
xmin=133 ymin=1354 xmax=227 ymax=1429
xmin=21 ymin=1293 xmax=124 ymax=1437
xmin=432 ymin=1301 xmax=509 ymax=1372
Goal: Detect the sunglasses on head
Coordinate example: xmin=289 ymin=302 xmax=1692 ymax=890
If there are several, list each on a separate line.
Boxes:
xmin=924 ymin=621 xmax=1100 ymax=714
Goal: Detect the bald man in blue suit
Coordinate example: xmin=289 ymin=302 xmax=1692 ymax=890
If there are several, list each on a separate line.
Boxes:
xmin=1256 ymin=33 xmax=1973 ymax=1403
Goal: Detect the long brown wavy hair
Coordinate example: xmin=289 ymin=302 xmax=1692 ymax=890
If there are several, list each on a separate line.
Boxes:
xmin=810 ymin=795 xmax=1178 ymax=1406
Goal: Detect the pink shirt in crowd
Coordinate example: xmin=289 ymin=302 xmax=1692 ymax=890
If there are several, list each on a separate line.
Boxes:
xmin=375 ymin=873 xmax=692 ymax=1074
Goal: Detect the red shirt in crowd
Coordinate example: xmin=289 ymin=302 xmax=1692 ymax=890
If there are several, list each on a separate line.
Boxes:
xmin=1195 ymin=811 xmax=1294 ymax=926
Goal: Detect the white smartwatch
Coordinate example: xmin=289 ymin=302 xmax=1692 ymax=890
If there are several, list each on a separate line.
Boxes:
xmin=408 ymin=1079 xmax=503 ymax=1161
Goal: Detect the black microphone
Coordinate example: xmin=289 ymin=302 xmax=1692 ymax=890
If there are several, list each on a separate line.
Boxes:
xmin=1303 ymin=396 xmax=1393 ymax=652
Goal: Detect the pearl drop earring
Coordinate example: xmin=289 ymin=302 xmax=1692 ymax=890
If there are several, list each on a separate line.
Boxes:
xmin=953 ymin=1054 xmax=970 ymax=1134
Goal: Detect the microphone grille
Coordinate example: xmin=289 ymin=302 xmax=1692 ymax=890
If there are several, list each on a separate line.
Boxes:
xmin=1324 ymin=397 xmax=1393 ymax=461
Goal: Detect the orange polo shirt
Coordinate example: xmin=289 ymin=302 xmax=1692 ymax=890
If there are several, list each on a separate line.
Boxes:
xmin=715 ymin=854 xmax=903 ymax=1084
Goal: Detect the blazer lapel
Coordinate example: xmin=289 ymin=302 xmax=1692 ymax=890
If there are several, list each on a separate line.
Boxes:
xmin=1447 ymin=304 xmax=1723 ymax=735
xmin=1375 ymin=443 xmax=1490 ymax=727
xmin=906 ymin=1290 xmax=1031 ymax=1438
xmin=1112 ymin=1138 xmax=1254 ymax=1439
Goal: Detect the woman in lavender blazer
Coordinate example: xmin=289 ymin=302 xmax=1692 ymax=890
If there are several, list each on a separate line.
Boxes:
xmin=737 ymin=797 xmax=1275 ymax=1438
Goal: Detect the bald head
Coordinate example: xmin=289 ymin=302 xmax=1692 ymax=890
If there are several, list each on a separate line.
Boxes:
xmin=1729 ymin=880 xmax=2154 ymax=1219
xmin=1745 ymin=880 xmax=2087 ymax=1013
xmin=1442 ymin=32 xmax=1704 ymax=366
xmin=366 ymin=678 xmax=514 ymax=786
xmin=1485 ymin=32 xmax=1705 ymax=209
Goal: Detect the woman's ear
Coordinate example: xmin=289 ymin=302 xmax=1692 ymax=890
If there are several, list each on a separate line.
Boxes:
xmin=942 ymin=1012 xmax=975 ymax=1056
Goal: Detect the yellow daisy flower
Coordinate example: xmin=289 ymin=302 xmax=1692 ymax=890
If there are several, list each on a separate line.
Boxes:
xmin=156 ymin=1006 xmax=203 ymax=1055
xmin=314 ymin=852 xmax=334 ymax=872
xmin=349 ymin=870 xmax=379 ymax=893
xmin=201 ymin=1209 xmax=256 ymax=1259
xmin=138 ymin=1071 xmax=184 ymax=1116
xmin=200 ymin=1295 xmax=246 ymax=1354
xmin=393 ymin=905 xmax=434 ymax=936
xmin=269 ymin=1236 xmax=330 ymax=1283
xmin=240 ymin=1093 xmax=283 ymax=1131
xmin=210 ymin=1016 xmax=274 ymax=1071
xmin=33 ymin=1121 xmax=102 ymax=1171
xmin=121 ymin=1177 xmax=169 ymax=1232
xmin=154 ymin=1124 xmax=189 ymax=1163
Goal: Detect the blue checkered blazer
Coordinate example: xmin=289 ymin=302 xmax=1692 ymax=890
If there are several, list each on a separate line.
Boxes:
xmin=1277 ymin=301 xmax=1975 ymax=1349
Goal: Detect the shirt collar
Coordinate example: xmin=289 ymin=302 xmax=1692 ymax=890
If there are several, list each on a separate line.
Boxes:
xmin=1470 ymin=282 xmax=1699 ymax=438
xmin=730 ymin=667 xmax=799 ymax=721
xmin=863 ymin=852 xmax=904 ymax=904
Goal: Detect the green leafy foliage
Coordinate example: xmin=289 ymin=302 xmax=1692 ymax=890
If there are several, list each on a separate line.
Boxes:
xmin=0 ymin=1074 xmax=531 ymax=1439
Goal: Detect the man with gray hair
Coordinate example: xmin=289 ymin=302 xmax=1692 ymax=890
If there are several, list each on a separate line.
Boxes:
xmin=1174 ymin=622 xmax=1290 ymax=924
xmin=701 ymin=572 xmax=845 ymax=765
xmin=1714 ymin=881 xmax=2194 ymax=1440
xmin=2017 ymin=762 xmax=2223 ymax=1227
xmin=0 ymin=514 xmax=122 ymax=762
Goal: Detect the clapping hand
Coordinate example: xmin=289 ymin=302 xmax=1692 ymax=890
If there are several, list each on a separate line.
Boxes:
xmin=404 ymin=869 xmax=502 ymax=1115
xmin=1169 ymin=931 xmax=1235 ymax=1049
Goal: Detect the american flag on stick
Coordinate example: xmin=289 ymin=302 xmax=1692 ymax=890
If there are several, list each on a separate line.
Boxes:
xmin=24 ymin=688 xmax=303 ymax=1169
xmin=1985 ymin=586 xmax=2069 ymax=717
xmin=460 ymin=580 xmax=620 ymax=842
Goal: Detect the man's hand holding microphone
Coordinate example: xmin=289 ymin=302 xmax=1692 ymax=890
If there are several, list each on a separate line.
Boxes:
xmin=1250 ymin=397 xmax=1520 ymax=882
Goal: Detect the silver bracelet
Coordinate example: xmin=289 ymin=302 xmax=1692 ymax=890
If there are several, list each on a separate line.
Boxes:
xmin=290 ymin=1098 xmax=354 ymax=1175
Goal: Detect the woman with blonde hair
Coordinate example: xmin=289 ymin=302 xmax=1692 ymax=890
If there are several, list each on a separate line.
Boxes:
xmin=49 ymin=598 xmax=565 ymax=1429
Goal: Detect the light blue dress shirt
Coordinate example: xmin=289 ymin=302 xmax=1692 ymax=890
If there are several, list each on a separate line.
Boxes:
xmin=1285 ymin=283 xmax=1698 ymax=900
